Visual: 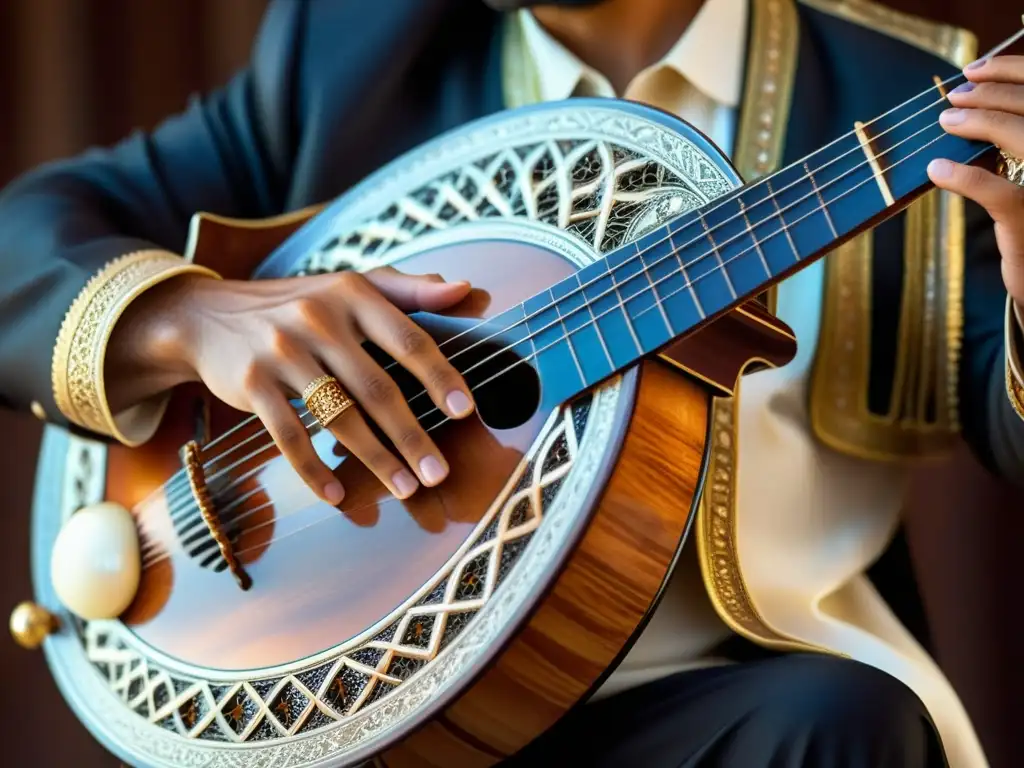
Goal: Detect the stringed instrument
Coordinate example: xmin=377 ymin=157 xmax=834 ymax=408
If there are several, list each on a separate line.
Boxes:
xmin=10 ymin=27 xmax=1015 ymax=766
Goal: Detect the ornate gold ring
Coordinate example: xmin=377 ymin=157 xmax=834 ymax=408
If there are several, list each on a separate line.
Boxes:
xmin=302 ymin=374 xmax=354 ymax=428
xmin=997 ymin=148 xmax=1024 ymax=187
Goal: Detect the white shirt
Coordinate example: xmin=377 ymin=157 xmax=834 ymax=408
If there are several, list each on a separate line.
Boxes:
xmin=515 ymin=0 xmax=746 ymax=153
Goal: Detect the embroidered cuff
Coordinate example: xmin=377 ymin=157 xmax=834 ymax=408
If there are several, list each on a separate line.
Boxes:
xmin=1005 ymin=294 xmax=1024 ymax=422
xmin=51 ymin=250 xmax=221 ymax=447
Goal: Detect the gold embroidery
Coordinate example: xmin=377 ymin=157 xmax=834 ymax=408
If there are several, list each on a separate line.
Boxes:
xmin=798 ymin=0 xmax=976 ymax=66
xmin=1007 ymin=365 xmax=1024 ymax=422
xmin=810 ymin=192 xmax=965 ymax=460
xmin=733 ymin=0 xmax=800 ymax=316
xmin=695 ymin=0 xmax=825 ymax=653
xmin=804 ymin=1 xmax=974 ymax=461
xmin=697 ymin=398 xmax=846 ymax=654
xmin=51 ymin=250 xmax=220 ymax=446
xmin=1005 ymin=295 xmax=1024 ymax=421
xmin=734 ymin=2 xmax=800 ymax=182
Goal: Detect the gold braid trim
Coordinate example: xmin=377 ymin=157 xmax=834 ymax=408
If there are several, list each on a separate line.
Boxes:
xmin=697 ymin=398 xmax=846 ymax=655
xmin=51 ymin=250 xmax=221 ymax=446
xmin=694 ymin=0 xmax=829 ymax=655
xmin=800 ymin=1 xmax=974 ymax=461
xmin=1005 ymin=295 xmax=1024 ymax=422
xmin=735 ymin=0 xmax=801 ymax=317
xmin=810 ymin=192 xmax=966 ymax=461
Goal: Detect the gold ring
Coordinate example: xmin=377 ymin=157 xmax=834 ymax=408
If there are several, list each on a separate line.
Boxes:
xmin=998 ymin=148 xmax=1024 ymax=186
xmin=302 ymin=374 xmax=354 ymax=428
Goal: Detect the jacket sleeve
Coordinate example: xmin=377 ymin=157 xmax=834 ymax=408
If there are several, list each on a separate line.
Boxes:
xmin=0 ymin=0 xmax=304 ymax=446
xmin=959 ymin=198 xmax=1024 ymax=485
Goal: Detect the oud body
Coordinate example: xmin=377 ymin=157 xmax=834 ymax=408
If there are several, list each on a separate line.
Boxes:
xmin=28 ymin=97 xmax=874 ymax=768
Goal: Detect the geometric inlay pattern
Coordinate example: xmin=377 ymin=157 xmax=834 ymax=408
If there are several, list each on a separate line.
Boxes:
xmin=298 ymin=138 xmax=714 ymax=275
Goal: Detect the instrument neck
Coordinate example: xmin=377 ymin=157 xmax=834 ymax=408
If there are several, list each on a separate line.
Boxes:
xmin=506 ymin=75 xmax=993 ymax=408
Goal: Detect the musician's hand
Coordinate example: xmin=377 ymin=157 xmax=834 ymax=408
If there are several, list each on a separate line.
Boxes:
xmin=928 ymin=54 xmax=1024 ymax=306
xmin=107 ymin=267 xmax=475 ymax=505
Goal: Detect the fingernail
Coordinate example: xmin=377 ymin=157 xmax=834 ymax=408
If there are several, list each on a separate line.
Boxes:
xmin=928 ymin=159 xmax=953 ymax=179
xmin=419 ymin=456 xmax=447 ymax=485
xmin=966 ymin=59 xmax=986 ymax=70
xmin=324 ymin=481 xmax=345 ymax=505
xmin=939 ymin=108 xmax=966 ymax=125
xmin=950 ymin=81 xmax=975 ymax=95
xmin=392 ymin=469 xmax=419 ymax=498
xmin=446 ymin=390 xmax=473 ymax=416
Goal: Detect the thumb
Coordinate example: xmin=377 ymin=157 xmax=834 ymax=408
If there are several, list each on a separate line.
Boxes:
xmin=364 ymin=266 xmax=472 ymax=312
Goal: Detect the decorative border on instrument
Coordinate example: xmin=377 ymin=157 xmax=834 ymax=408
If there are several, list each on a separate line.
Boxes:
xmin=253 ymin=105 xmax=735 ymax=280
xmin=34 ymin=99 xmax=740 ymax=767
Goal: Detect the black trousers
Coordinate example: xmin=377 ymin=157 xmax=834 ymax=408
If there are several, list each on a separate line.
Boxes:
xmin=504 ymin=654 xmax=947 ymax=767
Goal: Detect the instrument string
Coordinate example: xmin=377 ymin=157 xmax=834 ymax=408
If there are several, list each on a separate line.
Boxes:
xmin=142 ymin=115 xmax=961 ymax=569
xmin=135 ymin=62 xmax=975 ymax=529
xmin=138 ymin=414 xmax=319 ymax=557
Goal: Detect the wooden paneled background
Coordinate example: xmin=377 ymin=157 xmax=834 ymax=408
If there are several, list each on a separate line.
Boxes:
xmin=0 ymin=2 xmax=1020 ymax=767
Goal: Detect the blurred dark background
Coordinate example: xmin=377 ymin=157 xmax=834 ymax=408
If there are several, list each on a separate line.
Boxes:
xmin=0 ymin=1 xmax=1020 ymax=766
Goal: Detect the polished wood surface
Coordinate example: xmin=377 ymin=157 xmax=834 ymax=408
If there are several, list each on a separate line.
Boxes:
xmin=661 ymin=300 xmax=796 ymax=394
xmin=184 ymin=207 xmax=323 ymax=279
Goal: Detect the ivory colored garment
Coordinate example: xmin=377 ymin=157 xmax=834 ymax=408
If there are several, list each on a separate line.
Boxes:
xmin=502 ymin=3 xmax=988 ymax=767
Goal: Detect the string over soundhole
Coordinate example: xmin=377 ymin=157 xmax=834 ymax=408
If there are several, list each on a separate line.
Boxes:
xmin=180 ymin=440 xmax=251 ymax=590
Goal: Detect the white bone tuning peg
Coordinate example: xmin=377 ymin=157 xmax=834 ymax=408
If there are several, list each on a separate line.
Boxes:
xmin=50 ymin=502 xmax=141 ymax=620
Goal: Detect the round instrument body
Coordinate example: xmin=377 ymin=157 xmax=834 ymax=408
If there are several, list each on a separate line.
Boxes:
xmin=31 ymin=99 xmax=740 ymax=767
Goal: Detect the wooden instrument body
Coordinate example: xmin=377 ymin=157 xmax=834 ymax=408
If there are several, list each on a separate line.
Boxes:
xmin=29 ymin=99 xmax=794 ymax=767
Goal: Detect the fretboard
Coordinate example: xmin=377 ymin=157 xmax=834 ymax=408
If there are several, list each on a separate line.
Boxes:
xmin=491 ymin=75 xmax=994 ymax=408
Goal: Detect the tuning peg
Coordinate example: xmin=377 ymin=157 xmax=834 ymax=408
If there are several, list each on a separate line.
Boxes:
xmin=9 ymin=601 xmax=58 ymax=649
xmin=51 ymin=501 xmax=141 ymax=620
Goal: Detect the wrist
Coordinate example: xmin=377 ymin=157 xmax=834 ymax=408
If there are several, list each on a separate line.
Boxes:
xmin=52 ymin=250 xmax=221 ymax=446
xmin=108 ymin=272 xmax=212 ymax=387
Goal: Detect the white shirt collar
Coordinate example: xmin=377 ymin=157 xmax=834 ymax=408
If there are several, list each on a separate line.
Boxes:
xmin=516 ymin=0 xmax=747 ymax=107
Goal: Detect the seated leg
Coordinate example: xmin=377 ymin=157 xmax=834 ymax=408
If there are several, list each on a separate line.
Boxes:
xmin=504 ymin=653 xmax=947 ymax=767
